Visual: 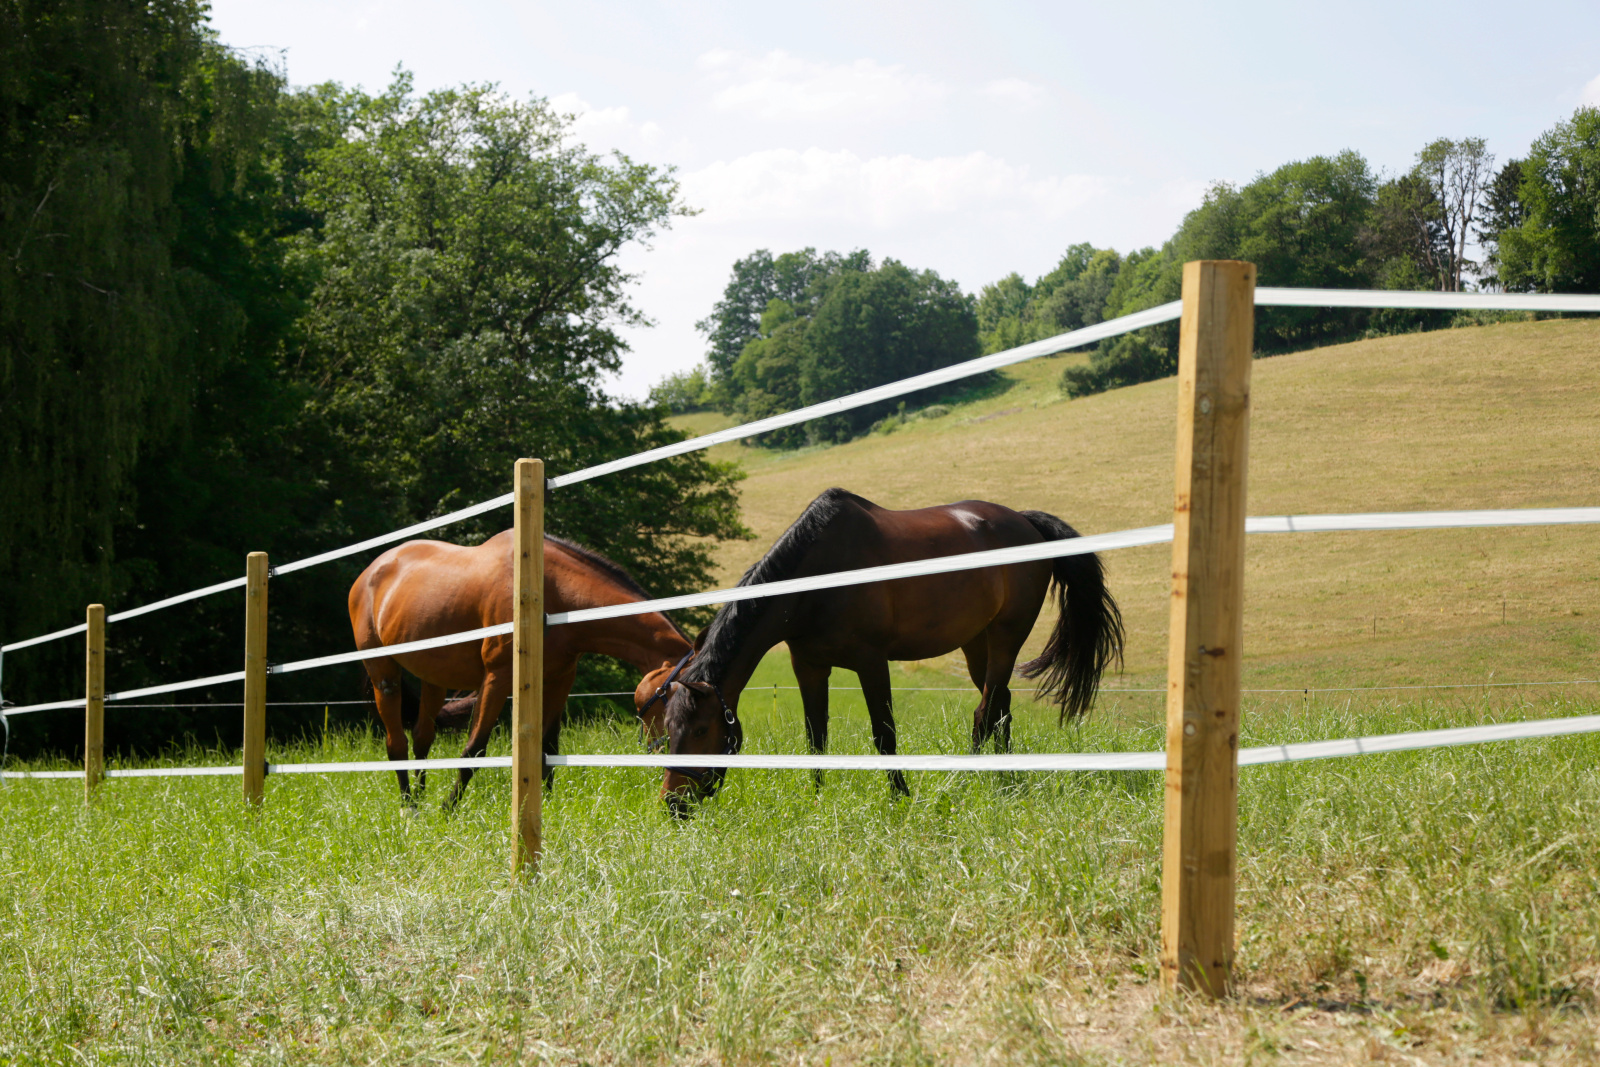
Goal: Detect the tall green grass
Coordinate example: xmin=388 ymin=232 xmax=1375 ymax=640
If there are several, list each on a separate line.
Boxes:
xmin=2 ymin=689 xmax=1597 ymax=1063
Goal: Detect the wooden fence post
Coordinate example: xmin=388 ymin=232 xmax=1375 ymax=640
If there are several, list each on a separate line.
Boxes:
xmin=1160 ymin=260 xmax=1255 ymax=996
xmin=84 ymin=604 xmax=105 ymax=799
xmin=242 ymin=552 xmax=269 ymax=805
xmin=511 ymin=458 xmax=545 ymax=875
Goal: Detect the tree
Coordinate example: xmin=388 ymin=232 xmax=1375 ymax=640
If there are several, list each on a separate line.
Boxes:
xmin=0 ymin=0 xmax=291 ymax=698
xmin=800 ymin=260 xmax=979 ymax=443
xmin=288 ymin=75 xmax=748 ymax=603
xmin=1477 ymin=159 xmax=1526 ymax=290
xmin=695 ymin=247 xmax=868 ymax=386
xmin=1407 ymin=138 xmax=1494 ymax=291
xmin=691 ymin=249 xmax=976 ymax=447
xmin=1493 ymin=108 xmax=1600 ymax=293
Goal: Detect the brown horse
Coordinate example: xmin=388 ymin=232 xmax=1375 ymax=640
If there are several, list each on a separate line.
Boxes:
xmin=659 ymin=489 xmax=1123 ymax=807
xmin=349 ymin=532 xmax=691 ymax=807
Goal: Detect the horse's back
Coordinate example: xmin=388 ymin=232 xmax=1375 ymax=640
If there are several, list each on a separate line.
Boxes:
xmin=349 ymin=533 xmax=512 ymax=650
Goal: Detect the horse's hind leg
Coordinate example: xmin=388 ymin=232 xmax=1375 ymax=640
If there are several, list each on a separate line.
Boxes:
xmin=858 ymin=658 xmax=909 ymax=797
xmin=411 ymin=681 xmax=446 ymax=800
xmin=364 ymin=657 xmax=413 ymax=804
xmin=962 ymin=637 xmax=995 ymax=751
xmin=444 ymin=668 xmax=510 ymax=812
xmin=792 ymin=653 xmax=831 ymax=789
xmin=980 ymin=621 xmax=1030 ymax=753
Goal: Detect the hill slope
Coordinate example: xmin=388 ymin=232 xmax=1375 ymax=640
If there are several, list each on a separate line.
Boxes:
xmin=672 ymin=319 xmax=1600 ymax=694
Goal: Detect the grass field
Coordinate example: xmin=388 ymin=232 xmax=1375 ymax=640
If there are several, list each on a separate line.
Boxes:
xmin=4 ymin=318 xmax=1600 ymax=1064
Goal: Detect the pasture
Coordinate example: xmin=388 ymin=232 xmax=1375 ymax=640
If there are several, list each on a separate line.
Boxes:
xmin=4 ymin=688 xmax=1598 ymax=1063
xmin=4 ymin=316 xmax=1600 ymax=1063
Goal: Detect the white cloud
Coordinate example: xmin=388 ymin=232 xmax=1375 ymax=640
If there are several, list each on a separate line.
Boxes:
xmin=1582 ymin=73 xmax=1600 ymax=107
xmin=547 ymin=92 xmax=670 ymax=152
xmin=681 ymin=147 xmax=1104 ymax=229
xmin=698 ymin=49 xmax=947 ymax=121
xmin=980 ymin=78 xmax=1045 ymax=109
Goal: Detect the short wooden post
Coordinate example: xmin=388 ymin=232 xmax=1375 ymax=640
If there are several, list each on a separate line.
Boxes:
xmin=242 ymin=552 xmax=269 ymax=805
xmin=1160 ymin=260 xmax=1256 ymax=996
xmin=511 ymin=458 xmax=545 ymax=875
xmin=84 ymin=604 xmax=105 ymax=798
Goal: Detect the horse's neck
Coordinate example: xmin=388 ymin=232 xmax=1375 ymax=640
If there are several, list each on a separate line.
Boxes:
xmin=708 ymin=602 xmax=791 ymax=708
xmin=572 ymin=614 xmax=689 ymax=674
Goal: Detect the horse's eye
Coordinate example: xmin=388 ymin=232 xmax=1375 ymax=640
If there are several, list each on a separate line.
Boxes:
xmin=691 ymin=724 xmax=709 ymax=740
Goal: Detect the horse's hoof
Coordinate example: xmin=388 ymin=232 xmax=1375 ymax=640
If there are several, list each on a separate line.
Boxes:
xmin=400 ymin=806 xmax=420 ymax=819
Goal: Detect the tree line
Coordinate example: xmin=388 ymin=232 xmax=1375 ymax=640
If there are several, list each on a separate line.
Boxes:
xmin=665 ymin=110 xmax=1600 ymax=424
xmin=1 ymin=2 xmax=747 ymax=755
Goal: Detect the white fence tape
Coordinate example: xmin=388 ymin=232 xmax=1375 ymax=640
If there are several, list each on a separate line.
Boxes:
xmin=548 ymin=507 xmax=1600 ymax=628
xmin=8 ymin=505 xmax=1598 ymax=707
xmin=7 ymin=713 xmax=1598 ymax=780
xmin=5 ymin=287 xmax=1597 ymax=657
xmin=1255 ymin=288 xmax=1600 ymax=312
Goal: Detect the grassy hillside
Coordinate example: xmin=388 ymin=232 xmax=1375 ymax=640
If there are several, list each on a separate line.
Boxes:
xmin=674 ymin=319 xmax=1600 ymax=704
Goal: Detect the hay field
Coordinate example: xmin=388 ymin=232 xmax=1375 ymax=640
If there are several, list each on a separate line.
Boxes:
xmin=677 ymin=318 xmax=1600 ymax=694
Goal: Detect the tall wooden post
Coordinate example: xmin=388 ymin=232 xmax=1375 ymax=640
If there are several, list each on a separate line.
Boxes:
xmin=1161 ymin=260 xmax=1255 ymax=996
xmin=242 ymin=552 xmax=269 ymax=805
xmin=511 ymin=458 xmax=545 ymax=875
xmin=84 ymin=604 xmax=106 ymax=798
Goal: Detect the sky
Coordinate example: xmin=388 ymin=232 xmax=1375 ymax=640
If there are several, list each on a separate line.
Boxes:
xmin=209 ymin=0 xmax=1600 ymax=399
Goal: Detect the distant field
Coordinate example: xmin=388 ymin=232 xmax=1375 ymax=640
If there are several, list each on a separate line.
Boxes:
xmin=673 ymin=318 xmax=1600 ymax=699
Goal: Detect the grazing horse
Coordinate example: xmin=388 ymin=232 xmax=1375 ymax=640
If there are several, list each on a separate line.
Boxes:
xmin=659 ymin=488 xmax=1123 ymax=808
xmin=349 ymin=532 xmax=691 ymax=808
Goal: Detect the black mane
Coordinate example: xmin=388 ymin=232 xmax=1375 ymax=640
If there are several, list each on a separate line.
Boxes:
xmin=685 ymin=487 xmax=870 ymax=683
xmin=548 ymin=535 xmax=689 ymax=640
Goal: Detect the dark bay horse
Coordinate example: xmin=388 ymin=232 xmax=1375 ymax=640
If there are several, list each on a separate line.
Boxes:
xmin=660 ymin=489 xmax=1123 ymax=806
xmin=349 ymin=532 xmax=691 ymax=807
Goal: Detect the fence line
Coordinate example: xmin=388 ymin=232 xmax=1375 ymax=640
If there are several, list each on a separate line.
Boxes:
xmin=7 ymin=711 xmax=1597 ymax=781
xmin=9 ymin=287 xmax=1596 ymax=659
xmin=6 ymin=505 xmax=1597 ymax=717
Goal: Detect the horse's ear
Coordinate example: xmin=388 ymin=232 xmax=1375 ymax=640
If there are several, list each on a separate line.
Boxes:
xmin=693 ymin=628 xmax=708 ymax=651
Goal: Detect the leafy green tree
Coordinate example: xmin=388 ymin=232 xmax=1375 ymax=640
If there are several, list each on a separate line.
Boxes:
xmin=695 ymin=247 xmax=868 ymax=386
xmin=648 ymin=365 xmax=711 ymax=412
xmin=287 ymin=75 xmax=748 ymax=604
xmin=1478 ymin=160 xmax=1527 ymax=290
xmin=800 ymin=260 xmax=979 ymax=443
xmin=1494 ymin=108 xmax=1600 ymax=293
xmin=0 ymin=0 xmax=293 ymax=718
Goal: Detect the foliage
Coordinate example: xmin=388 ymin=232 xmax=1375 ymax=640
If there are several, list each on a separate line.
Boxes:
xmin=0 ymin=0 xmax=285 ymax=661
xmin=649 ymin=364 xmax=712 ymax=412
xmin=1493 ymin=107 xmax=1600 ymax=293
xmin=699 ymin=250 xmax=980 ymax=448
xmin=1060 ymin=333 xmax=1175 ymax=398
xmin=2 ymin=46 xmax=749 ymax=754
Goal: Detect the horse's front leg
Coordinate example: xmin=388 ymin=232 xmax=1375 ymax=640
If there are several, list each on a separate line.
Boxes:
xmin=857 ymin=658 xmax=909 ymax=797
xmin=411 ymin=681 xmax=446 ymax=801
xmin=792 ymin=653 xmax=831 ymax=790
xmin=541 ymin=664 xmax=577 ymax=793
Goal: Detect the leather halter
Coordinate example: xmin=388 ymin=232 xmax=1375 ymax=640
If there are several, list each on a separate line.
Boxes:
xmin=665 ymin=677 xmax=742 ymax=784
xmin=638 ymin=649 xmax=695 ymax=723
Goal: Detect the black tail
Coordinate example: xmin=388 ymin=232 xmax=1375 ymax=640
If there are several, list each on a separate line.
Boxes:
xmin=1016 ymin=510 xmax=1125 ymax=723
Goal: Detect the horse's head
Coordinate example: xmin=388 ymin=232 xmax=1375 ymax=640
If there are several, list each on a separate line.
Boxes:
xmin=660 ymin=671 xmax=741 ymax=816
xmin=634 ymin=658 xmax=681 ymax=750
